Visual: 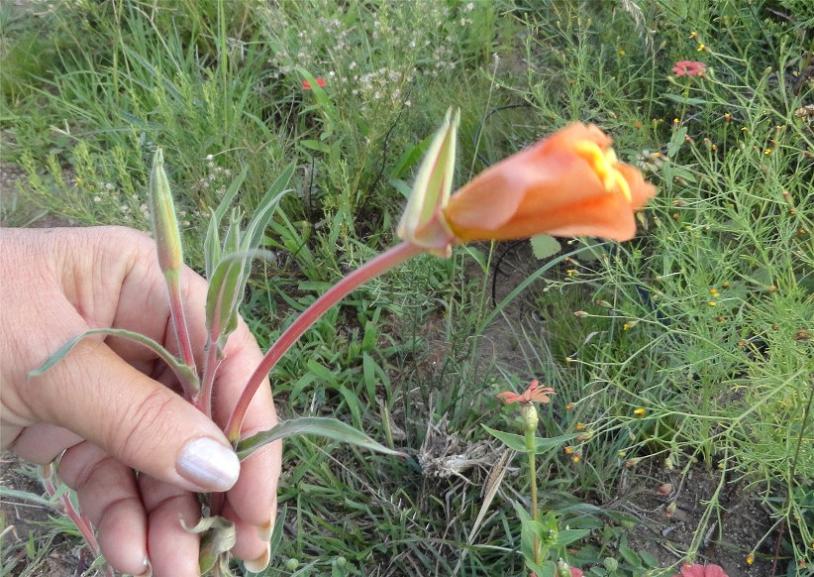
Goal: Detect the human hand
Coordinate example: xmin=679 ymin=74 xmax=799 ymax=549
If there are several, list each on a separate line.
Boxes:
xmin=0 ymin=226 xmax=280 ymax=576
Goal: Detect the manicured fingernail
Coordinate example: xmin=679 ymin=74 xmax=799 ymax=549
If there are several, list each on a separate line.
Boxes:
xmin=177 ymin=437 xmax=240 ymax=491
xmin=244 ymin=545 xmax=271 ymax=573
xmin=136 ymin=559 xmax=152 ymax=577
xmin=258 ymin=518 xmax=273 ymax=542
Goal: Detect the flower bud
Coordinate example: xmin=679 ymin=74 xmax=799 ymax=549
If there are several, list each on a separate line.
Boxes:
xmin=149 ymin=148 xmax=184 ymax=278
xmin=520 ymin=403 xmax=539 ymax=431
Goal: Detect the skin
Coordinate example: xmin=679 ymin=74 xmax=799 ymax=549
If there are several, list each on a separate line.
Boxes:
xmin=0 ymin=226 xmax=281 ymax=576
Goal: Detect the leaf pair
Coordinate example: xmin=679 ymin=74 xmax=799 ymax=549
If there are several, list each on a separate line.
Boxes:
xmin=204 ymin=165 xmax=295 ymax=353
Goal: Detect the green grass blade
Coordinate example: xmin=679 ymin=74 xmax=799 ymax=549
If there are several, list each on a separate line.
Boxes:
xmin=236 ymin=416 xmax=404 ymax=460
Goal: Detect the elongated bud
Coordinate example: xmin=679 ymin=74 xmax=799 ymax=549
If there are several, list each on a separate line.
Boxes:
xmin=149 ymin=148 xmax=184 ymax=277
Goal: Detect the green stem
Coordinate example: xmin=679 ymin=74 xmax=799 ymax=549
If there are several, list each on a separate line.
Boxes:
xmin=524 ymin=409 xmax=541 ymax=565
xmin=225 ymin=241 xmax=424 ymax=442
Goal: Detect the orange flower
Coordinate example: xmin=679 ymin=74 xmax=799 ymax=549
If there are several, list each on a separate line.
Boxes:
xmin=302 ymin=77 xmax=328 ymax=90
xmin=497 ymin=379 xmax=555 ymax=405
xmin=444 ymin=123 xmax=655 ymax=243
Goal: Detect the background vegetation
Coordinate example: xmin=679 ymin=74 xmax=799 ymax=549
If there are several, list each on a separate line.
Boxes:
xmin=1 ymin=1 xmax=812 ymax=576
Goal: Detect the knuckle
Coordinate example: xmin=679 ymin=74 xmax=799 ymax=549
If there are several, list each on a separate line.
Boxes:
xmin=108 ymin=387 xmax=176 ymax=462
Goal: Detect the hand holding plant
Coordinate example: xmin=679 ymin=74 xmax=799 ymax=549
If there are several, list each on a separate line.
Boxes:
xmin=0 ymin=225 xmax=279 ymax=576
xmin=7 ymin=109 xmax=655 ymax=575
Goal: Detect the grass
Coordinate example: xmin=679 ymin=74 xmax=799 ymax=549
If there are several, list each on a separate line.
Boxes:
xmin=1 ymin=1 xmax=813 ymax=576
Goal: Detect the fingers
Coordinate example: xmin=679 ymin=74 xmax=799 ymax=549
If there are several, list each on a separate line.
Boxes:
xmin=59 ymin=443 xmax=150 ymax=576
xmin=213 ymin=320 xmax=281 ymax=569
xmin=24 ymin=335 xmax=239 ymax=494
xmin=9 ymin=423 xmax=83 ymax=464
xmin=139 ymin=475 xmax=201 ymax=577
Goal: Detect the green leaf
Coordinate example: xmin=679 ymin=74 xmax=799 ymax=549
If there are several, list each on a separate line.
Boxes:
xmin=667 ymin=126 xmax=688 ymax=158
xmin=243 ymin=163 xmax=294 ymax=252
xmin=204 ymin=212 xmax=221 ymax=281
xmin=205 ymin=249 xmax=278 ymax=346
xmin=28 ymin=328 xmax=198 ymax=391
xmin=663 ymin=93 xmax=707 ymax=106
xmin=204 ymin=165 xmax=248 ymax=279
xmin=530 ymin=234 xmax=561 ymax=260
xmin=236 ymin=417 xmax=404 ymax=460
xmin=483 ymin=426 xmax=577 ymax=453
xmin=390 ymin=135 xmax=432 ymax=179
xmin=388 ymin=177 xmax=414 ymax=200
xmin=556 ymin=528 xmax=590 ymax=547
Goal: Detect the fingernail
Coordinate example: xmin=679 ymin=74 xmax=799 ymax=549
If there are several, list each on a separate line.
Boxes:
xmin=258 ymin=518 xmax=273 ymax=542
xmin=244 ymin=545 xmax=271 ymax=573
xmin=177 ymin=437 xmax=240 ymax=491
xmin=135 ymin=559 xmax=152 ymax=577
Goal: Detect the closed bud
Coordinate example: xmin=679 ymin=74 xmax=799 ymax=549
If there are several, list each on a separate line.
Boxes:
xmin=520 ymin=403 xmax=538 ymax=431
xmin=149 ymin=148 xmax=184 ymax=276
xmin=604 ymin=557 xmax=619 ymax=572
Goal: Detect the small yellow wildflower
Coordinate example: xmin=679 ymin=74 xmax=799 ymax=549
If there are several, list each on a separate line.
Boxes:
xmin=709 ymin=287 xmax=719 ymax=297
xmin=723 ymin=112 xmax=732 ymax=122
xmin=689 ymin=31 xmax=698 ymax=39
xmin=575 ymin=422 xmax=587 ymax=431
xmin=707 ymin=300 xmax=717 ymax=307
xmin=746 ymin=553 xmax=755 ymax=566
xmin=623 ymin=321 xmax=638 ymax=331
xmin=566 ymin=268 xmax=579 ymax=278
xmin=564 ymin=446 xmax=575 ymax=455
xmin=571 ymin=454 xmax=582 ymax=464
xmin=696 ymin=43 xmax=706 ymax=52
xmin=565 ymin=402 xmax=576 ymax=412
xmin=633 ymin=407 xmax=647 ymax=417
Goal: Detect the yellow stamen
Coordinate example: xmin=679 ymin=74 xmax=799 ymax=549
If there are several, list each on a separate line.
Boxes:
xmin=573 ymin=141 xmax=632 ymax=202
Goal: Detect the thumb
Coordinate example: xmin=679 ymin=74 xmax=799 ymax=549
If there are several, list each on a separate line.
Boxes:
xmin=26 ymin=337 xmax=239 ymax=493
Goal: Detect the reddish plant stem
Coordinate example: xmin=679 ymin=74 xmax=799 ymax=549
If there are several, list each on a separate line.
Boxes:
xmin=41 ymin=467 xmax=113 ymax=577
xmin=196 ymin=337 xmax=220 ymax=417
xmin=168 ymin=280 xmax=198 ymax=397
xmin=225 ymin=241 xmax=424 ymax=442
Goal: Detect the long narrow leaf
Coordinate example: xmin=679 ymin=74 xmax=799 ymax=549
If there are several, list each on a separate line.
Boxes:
xmin=29 ymin=328 xmax=198 ymax=391
xmin=236 ymin=416 xmax=403 ymax=460
xmin=243 ymin=163 xmax=295 ymax=251
xmin=205 ymin=249 xmax=278 ymax=348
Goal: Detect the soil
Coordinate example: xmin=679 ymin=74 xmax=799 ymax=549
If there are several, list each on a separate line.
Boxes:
xmin=618 ymin=462 xmax=778 ymax=577
xmin=0 ymin=454 xmax=94 ymax=577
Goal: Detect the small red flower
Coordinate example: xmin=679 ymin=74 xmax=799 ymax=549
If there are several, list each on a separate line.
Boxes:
xmin=672 ymin=563 xmax=729 ymax=577
xmin=497 ymin=379 xmax=555 ymax=405
xmin=570 ymin=568 xmax=584 ymax=577
xmin=672 ymin=60 xmax=707 ymax=77
xmin=302 ymin=77 xmax=328 ymax=90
